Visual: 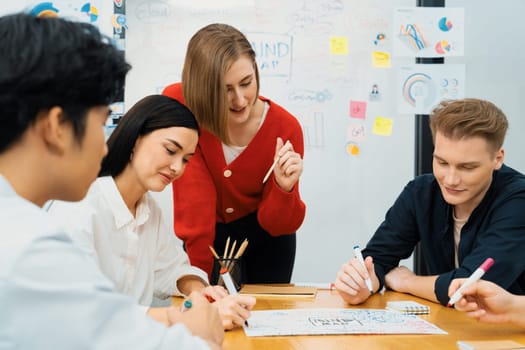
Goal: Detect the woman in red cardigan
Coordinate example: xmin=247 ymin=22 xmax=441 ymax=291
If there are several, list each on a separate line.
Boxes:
xmin=163 ymin=23 xmax=305 ymax=285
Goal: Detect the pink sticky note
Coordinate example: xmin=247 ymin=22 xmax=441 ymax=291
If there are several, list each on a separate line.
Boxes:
xmin=350 ymin=101 xmax=367 ymax=119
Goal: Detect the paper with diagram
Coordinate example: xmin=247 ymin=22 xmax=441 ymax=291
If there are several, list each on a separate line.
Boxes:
xmin=244 ymin=308 xmax=446 ymax=337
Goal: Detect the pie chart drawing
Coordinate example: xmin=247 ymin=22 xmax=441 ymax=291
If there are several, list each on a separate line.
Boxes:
xmin=30 ymin=2 xmax=59 ymax=17
xmin=435 ymin=40 xmax=451 ymax=54
xmin=81 ymin=3 xmax=99 ymax=23
xmin=438 ymin=17 xmax=453 ymax=32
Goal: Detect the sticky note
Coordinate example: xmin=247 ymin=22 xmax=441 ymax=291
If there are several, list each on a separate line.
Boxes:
xmin=372 ymin=51 xmax=391 ymax=68
xmin=373 ymin=117 xmax=393 ymax=136
xmin=330 ymin=36 xmax=349 ymax=55
xmin=349 ymin=101 xmax=367 ymax=119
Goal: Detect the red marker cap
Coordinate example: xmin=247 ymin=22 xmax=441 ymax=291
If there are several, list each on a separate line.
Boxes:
xmin=480 ymin=258 xmax=494 ymax=272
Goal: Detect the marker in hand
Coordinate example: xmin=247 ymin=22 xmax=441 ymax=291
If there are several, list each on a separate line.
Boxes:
xmin=447 ymin=257 xmax=494 ymax=307
xmin=220 ymin=267 xmax=249 ymax=327
xmin=353 ymin=245 xmax=374 ymax=295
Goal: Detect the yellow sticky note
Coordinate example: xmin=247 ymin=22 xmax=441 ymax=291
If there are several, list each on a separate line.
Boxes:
xmin=373 ymin=117 xmax=393 ymax=136
xmin=372 ymin=51 xmax=391 ymax=68
xmin=330 ymin=36 xmax=348 ymax=55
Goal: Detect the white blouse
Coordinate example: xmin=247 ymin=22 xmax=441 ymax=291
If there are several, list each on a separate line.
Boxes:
xmin=49 ymin=176 xmax=208 ymax=306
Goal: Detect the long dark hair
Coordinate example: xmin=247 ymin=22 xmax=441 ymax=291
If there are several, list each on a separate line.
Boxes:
xmin=100 ymin=95 xmax=199 ymax=177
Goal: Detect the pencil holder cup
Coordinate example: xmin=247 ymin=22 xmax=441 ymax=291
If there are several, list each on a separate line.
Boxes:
xmin=211 ymin=258 xmax=243 ymax=292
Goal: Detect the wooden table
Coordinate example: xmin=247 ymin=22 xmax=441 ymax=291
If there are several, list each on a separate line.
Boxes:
xmin=174 ymin=289 xmax=525 ymax=349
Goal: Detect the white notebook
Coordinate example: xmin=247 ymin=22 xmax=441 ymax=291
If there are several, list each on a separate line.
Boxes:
xmin=386 ymin=300 xmax=430 ymax=315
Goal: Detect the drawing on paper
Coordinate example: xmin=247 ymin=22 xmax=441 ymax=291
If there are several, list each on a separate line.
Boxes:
xmin=244 ymin=308 xmax=447 ymax=337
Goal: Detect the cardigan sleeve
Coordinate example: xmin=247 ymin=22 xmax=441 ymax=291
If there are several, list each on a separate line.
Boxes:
xmin=257 ymin=110 xmax=306 ymax=236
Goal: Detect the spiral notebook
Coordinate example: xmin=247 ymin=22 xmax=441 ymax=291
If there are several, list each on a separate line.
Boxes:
xmin=386 ymin=300 xmax=430 ymax=315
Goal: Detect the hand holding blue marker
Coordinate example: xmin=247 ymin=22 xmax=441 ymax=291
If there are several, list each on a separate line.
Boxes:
xmin=353 ymin=245 xmax=374 ymax=295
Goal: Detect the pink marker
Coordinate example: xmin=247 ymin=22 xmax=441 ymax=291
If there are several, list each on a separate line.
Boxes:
xmin=447 ymin=258 xmax=494 ymax=307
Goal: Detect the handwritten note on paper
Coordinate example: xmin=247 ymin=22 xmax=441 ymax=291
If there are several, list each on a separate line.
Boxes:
xmin=349 ymin=101 xmax=367 ymax=119
xmin=373 ymin=117 xmax=393 ymax=136
xmin=330 ymin=36 xmax=349 ymax=55
xmin=244 ymin=308 xmax=447 ymax=337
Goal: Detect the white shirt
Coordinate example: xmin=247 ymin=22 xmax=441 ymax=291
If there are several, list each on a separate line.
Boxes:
xmin=0 ymin=175 xmax=210 ymax=349
xmin=50 ymin=176 xmax=208 ymax=306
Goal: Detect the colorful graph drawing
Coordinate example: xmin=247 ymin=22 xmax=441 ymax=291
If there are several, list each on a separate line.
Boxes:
xmin=30 ymin=2 xmax=59 ymax=17
xmin=399 ymin=24 xmax=427 ymax=52
xmin=438 ymin=17 xmax=453 ymax=32
xmin=402 ymin=72 xmax=437 ymax=108
xmin=81 ymin=3 xmax=99 ymax=23
xmin=435 ymin=40 xmax=451 ymax=54
xmin=393 ymin=8 xmax=464 ymax=57
xmin=244 ymin=308 xmax=447 ymax=337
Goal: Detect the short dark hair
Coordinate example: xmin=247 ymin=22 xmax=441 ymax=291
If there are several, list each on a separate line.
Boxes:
xmin=429 ymin=98 xmax=508 ymax=153
xmin=0 ymin=13 xmax=131 ymax=153
xmin=100 ymin=95 xmax=199 ymax=177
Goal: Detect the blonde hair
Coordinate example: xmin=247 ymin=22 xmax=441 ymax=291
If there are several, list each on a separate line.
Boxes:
xmin=182 ymin=23 xmax=260 ymax=144
xmin=429 ymin=98 xmax=508 ymax=153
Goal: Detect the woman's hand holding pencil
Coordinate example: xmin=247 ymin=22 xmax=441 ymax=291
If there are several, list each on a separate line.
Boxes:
xmin=263 ymin=137 xmax=303 ymax=192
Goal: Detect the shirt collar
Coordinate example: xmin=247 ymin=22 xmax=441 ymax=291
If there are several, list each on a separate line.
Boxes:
xmin=0 ymin=175 xmax=15 ymax=197
xmin=96 ymin=176 xmax=150 ymax=229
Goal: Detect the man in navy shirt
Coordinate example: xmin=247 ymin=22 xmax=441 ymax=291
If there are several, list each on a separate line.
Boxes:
xmin=335 ymin=98 xmax=525 ymax=306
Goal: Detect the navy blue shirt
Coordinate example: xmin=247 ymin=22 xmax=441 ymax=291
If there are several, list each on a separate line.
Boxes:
xmin=363 ymin=164 xmax=525 ymax=305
